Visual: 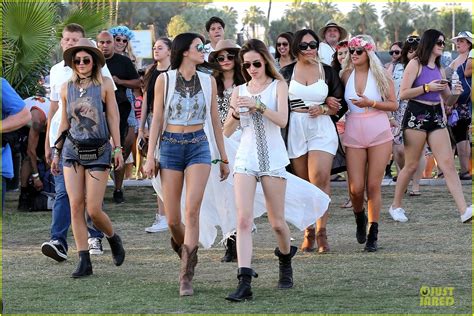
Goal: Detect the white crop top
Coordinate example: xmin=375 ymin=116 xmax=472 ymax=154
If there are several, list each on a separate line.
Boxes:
xmin=288 ymin=63 xmax=328 ymax=109
xmin=344 ymin=69 xmax=382 ymax=113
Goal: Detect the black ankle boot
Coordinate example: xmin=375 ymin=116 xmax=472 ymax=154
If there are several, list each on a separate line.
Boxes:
xmin=274 ymin=246 xmax=297 ymax=289
xmin=221 ymin=233 xmax=237 ymax=263
xmin=365 ymin=222 xmax=378 ymax=252
xmin=71 ymin=251 xmax=93 ymax=278
xmin=107 ymin=233 xmax=125 ymax=266
xmin=225 ymin=267 xmax=258 ymax=302
xmin=354 ymin=210 xmax=368 ymax=244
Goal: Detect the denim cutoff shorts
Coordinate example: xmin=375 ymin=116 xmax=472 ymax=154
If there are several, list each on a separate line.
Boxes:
xmin=159 ymin=129 xmax=211 ymax=171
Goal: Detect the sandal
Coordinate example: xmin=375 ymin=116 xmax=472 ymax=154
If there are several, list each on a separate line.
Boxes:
xmin=341 ymin=198 xmax=352 ymax=208
xmin=409 ymin=190 xmax=421 ymax=196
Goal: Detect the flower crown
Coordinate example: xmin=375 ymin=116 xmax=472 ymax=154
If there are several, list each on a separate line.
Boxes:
xmin=348 ymin=37 xmax=375 ymax=51
xmin=109 ymin=25 xmax=134 ymax=40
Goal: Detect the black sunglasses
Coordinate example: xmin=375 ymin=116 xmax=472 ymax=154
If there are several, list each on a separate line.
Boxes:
xmin=389 ymin=50 xmax=401 ymax=56
xmin=406 ymin=37 xmax=420 ymax=44
xmin=73 ymin=57 xmax=91 ymax=65
xmin=436 ymin=40 xmax=445 ymax=47
xmin=349 ymin=48 xmax=365 ymax=55
xmin=242 ymin=61 xmax=263 ymax=69
xmin=115 ymin=38 xmax=128 ymax=43
xmin=276 ymin=42 xmax=289 ymax=47
xmin=298 ymin=41 xmax=319 ymax=51
xmin=216 ymin=54 xmax=235 ymax=62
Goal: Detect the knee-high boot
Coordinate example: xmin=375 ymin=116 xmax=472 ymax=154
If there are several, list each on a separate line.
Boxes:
xmin=71 ymin=250 xmax=93 ymax=278
xmin=179 ymin=245 xmax=198 ymax=296
xmin=275 ymin=246 xmax=298 ymax=289
xmin=225 ymin=267 xmax=258 ymax=302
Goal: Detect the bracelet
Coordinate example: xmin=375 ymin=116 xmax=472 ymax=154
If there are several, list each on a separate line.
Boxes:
xmin=211 ymin=158 xmax=229 ymax=164
xmin=32 ymin=173 xmax=39 ymax=178
xmin=113 ymin=146 xmax=123 ymax=153
xmin=371 ymin=100 xmax=377 ymax=108
xmin=321 ymin=104 xmax=328 ymax=115
xmin=423 ymin=84 xmax=430 ymax=93
xmin=255 ymin=99 xmax=267 ymax=113
xmin=231 ymin=112 xmax=240 ymax=120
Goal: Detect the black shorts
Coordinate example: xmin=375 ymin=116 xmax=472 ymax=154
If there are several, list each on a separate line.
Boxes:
xmin=450 ymin=118 xmax=471 ymax=143
xmin=402 ymin=100 xmax=446 ymax=134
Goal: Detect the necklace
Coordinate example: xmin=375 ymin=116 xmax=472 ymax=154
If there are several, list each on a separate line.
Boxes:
xmin=78 ymin=77 xmax=91 ymax=98
xmin=178 ymin=72 xmax=197 ymax=98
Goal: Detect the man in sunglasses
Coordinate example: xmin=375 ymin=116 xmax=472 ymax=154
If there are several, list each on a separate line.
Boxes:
xmin=204 ymin=16 xmax=226 ymax=62
xmin=42 ymin=23 xmax=115 ymax=263
xmin=318 ymin=21 xmax=348 ymax=65
xmin=97 ymin=31 xmax=141 ymax=204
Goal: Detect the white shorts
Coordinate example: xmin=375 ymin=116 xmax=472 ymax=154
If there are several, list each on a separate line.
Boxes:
xmin=287 ymin=112 xmax=338 ymax=158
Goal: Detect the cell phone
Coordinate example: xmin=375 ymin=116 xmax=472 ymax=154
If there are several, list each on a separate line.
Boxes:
xmin=439 ymin=79 xmax=449 ymax=84
xmin=138 ymin=137 xmax=146 ymax=150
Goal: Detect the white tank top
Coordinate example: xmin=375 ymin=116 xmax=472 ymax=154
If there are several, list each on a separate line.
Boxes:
xmin=234 ymin=80 xmax=290 ymax=172
xmin=344 ymin=69 xmax=383 ymax=113
xmin=288 ymin=63 xmax=328 ymax=107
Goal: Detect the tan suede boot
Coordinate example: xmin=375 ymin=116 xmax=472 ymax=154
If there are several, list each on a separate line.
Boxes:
xmin=179 ymin=245 xmax=198 ymax=296
xmin=300 ymin=226 xmax=316 ymax=252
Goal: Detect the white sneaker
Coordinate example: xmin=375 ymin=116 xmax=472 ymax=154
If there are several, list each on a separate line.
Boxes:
xmin=389 ymin=206 xmax=408 ymax=222
xmin=145 ymin=214 xmax=168 ymax=233
xmin=461 ymin=205 xmax=472 ymax=223
xmin=88 ymin=237 xmax=104 ymax=255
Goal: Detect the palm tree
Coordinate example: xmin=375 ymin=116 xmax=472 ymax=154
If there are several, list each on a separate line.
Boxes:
xmin=223 ymin=6 xmax=239 ymax=23
xmin=346 ymin=1 xmax=378 ymax=35
xmin=243 ymin=5 xmax=267 ymax=39
xmin=382 ymin=0 xmax=413 ymax=43
xmin=318 ymin=0 xmax=340 ymax=21
xmin=413 ymin=5 xmax=439 ymax=36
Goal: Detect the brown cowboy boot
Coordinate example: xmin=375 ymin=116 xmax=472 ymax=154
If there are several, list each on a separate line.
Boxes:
xmin=179 ymin=244 xmax=198 ymax=296
xmin=300 ymin=226 xmax=316 ymax=252
xmin=316 ymin=227 xmax=330 ymax=253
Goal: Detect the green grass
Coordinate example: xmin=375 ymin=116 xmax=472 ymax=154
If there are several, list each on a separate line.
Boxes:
xmin=2 ymin=185 xmax=472 ymax=314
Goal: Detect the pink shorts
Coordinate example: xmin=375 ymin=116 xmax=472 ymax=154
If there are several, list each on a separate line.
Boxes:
xmin=343 ymin=111 xmax=393 ymax=149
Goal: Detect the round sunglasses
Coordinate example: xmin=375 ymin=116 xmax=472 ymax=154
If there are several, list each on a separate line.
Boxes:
xmin=242 ymin=61 xmax=263 ymax=69
xmin=298 ymin=41 xmax=318 ymax=51
xmin=406 ymin=37 xmax=420 ymax=44
xmin=389 ymin=50 xmax=401 ymax=56
xmin=115 ymin=38 xmax=128 ymax=44
xmin=216 ymin=54 xmax=235 ymax=62
xmin=73 ymin=57 xmax=91 ymax=65
xmin=276 ymin=42 xmax=289 ymax=47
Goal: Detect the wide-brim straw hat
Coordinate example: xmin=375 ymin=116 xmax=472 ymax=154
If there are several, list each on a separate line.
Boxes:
xmin=208 ymin=39 xmax=241 ymax=62
xmin=63 ymin=38 xmax=106 ymax=68
xmin=318 ymin=21 xmax=348 ymax=41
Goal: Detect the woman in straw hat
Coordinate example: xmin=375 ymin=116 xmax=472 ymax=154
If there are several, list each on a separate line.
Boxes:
xmin=51 ymin=38 xmax=125 ymax=278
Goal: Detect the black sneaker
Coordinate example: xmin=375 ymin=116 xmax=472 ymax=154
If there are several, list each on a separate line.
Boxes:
xmin=41 ymin=240 xmax=67 ymax=262
xmin=18 ymin=192 xmax=30 ymax=211
xmin=113 ymin=189 xmax=124 ymax=204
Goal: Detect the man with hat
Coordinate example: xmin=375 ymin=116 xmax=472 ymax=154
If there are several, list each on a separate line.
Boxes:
xmin=41 ymin=23 xmax=115 ymax=263
xmin=318 ymin=21 xmax=348 ymax=65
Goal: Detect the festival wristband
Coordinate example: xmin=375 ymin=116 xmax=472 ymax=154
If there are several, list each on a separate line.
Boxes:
xmin=211 ymin=159 xmax=229 ymax=164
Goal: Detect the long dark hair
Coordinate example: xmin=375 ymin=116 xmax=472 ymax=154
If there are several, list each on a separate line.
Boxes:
xmin=274 ymin=32 xmax=295 ymax=60
xmin=239 ymin=39 xmax=283 ymax=82
xmin=331 ymin=40 xmax=348 ymax=73
xmin=212 ymin=51 xmax=245 ymax=97
xmin=143 ymin=37 xmax=172 ymax=91
xmin=416 ymin=29 xmax=444 ymax=68
xmin=291 ymin=29 xmax=320 ymax=59
xmin=170 ymin=32 xmax=205 ymax=70
xmin=400 ymin=36 xmax=419 ymax=67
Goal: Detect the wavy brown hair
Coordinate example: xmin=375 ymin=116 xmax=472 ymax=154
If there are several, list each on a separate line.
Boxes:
xmin=239 ymin=39 xmax=283 ymax=82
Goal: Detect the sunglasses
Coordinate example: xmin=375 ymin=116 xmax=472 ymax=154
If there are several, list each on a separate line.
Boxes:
xmin=216 ymin=54 xmax=235 ymax=62
xmin=276 ymin=42 xmax=289 ymax=47
xmin=349 ymin=48 xmax=365 ymax=55
xmin=298 ymin=41 xmax=318 ymax=51
xmin=389 ymin=50 xmax=401 ymax=56
xmin=436 ymin=40 xmax=445 ymax=47
xmin=337 ymin=51 xmax=348 ymax=56
xmin=115 ymin=38 xmax=128 ymax=43
xmin=242 ymin=61 xmax=263 ymax=69
xmin=406 ymin=37 xmax=420 ymax=44
xmin=195 ymin=43 xmax=205 ymax=53
xmin=73 ymin=57 xmax=92 ymax=65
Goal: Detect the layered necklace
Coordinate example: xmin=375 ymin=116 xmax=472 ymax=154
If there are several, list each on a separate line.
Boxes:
xmin=176 ymin=72 xmax=202 ymax=119
xmin=78 ymin=76 xmax=92 ymax=98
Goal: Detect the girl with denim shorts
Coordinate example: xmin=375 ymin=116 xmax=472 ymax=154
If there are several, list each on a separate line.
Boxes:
xmin=143 ymin=33 xmax=230 ymax=297
xmin=388 ymin=29 xmax=472 ymax=224
xmin=341 ymin=35 xmax=398 ymax=252
xmin=51 ymin=39 xmax=125 ymax=278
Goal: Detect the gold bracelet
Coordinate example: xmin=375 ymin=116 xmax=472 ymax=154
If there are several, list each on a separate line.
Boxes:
xmin=255 ymin=99 xmax=267 ymax=113
xmin=371 ymin=100 xmax=377 ymax=108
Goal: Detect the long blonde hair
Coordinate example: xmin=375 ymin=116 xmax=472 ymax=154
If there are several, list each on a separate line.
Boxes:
xmin=341 ymin=35 xmax=392 ymax=100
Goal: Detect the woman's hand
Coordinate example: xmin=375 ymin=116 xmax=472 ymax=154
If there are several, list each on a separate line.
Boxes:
xmin=114 ymin=152 xmax=124 ymax=171
xmin=308 ymin=104 xmax=323 ymax=117
xmin=51 ymin=156 xmax=60 ymax=176
xmin=427 ymin=79 xmax=448 ymax=92
xmin=236 ymin=96 xmax=257 ymax=113
xmin=451 ymin=82 xmax=464 ymax=96
xmin=325 ymin=96 xmax=341 ymax=113
xmin=219 ymin=162 xmax=230 ymax=181
xmin=143 ymin=158 xmax=157 ymax=179
xmin=352 ymin=93 xmax=372 ymax=108
xmin=45 ymin=147 xmax=52 ymax=165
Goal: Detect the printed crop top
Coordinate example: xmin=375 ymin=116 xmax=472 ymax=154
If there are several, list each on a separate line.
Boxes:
xmin=167 ymin=73 xmax=206 ymax=126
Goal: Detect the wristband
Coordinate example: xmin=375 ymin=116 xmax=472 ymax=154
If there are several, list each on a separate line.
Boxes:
xmin=32 ymin=173 xmax=39 ymax=178
xmin=255 ymin=99 xmax=267 ymax=113
xmin=211 ymin=159 xmax=229 ymax=164
xmin=232 ymin=113 xmax=240 ymax=120
xmin=423 ymin=84 xmax=430 ymax=93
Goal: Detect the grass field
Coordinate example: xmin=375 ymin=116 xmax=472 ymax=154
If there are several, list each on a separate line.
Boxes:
xmin=2 ymin=184 xmax=472 ymax=314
